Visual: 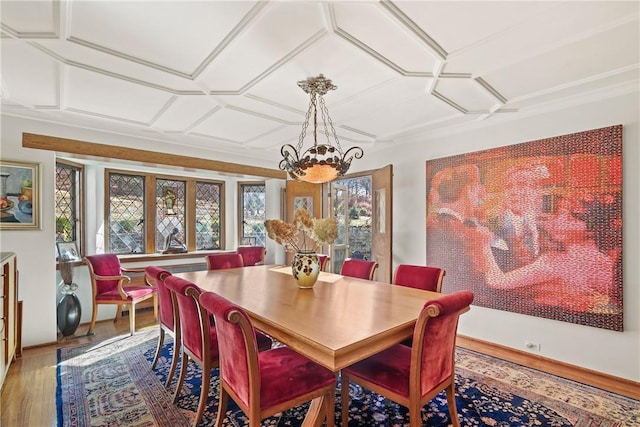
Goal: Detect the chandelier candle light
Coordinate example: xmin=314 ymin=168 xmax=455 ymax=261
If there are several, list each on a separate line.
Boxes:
xmin=265 ymin=208 xmax=338 ymax=288
xmin=280 ymin=74 xmax=364 ymax=184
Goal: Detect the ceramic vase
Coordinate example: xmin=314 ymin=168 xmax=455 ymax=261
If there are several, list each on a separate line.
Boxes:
xmin=292 ymin=251 xmax=320 ymax=288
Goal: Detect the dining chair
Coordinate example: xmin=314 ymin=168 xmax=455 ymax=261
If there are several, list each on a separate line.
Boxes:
xmin=145 ymin=266 xmax=180 ymax=388
xmin=83 ymin=254 xmax=157 ymax=336
xmin=393 ymin=265 xmax=445 ymax=292
xmin=236 ymin=245 xmax=266 ymax=266
xmin=200 ymin=291 xmax=337 ymax=427
xmin=340 ymin=258 xmax=378 ymax=280
xmin=164 ymin=276 xmax=272 ymax=427
xmin=205 ymin=253 xmax=244 ymax=270
xmin=393 ymin=265 xmax=446 ymax=347
xmin=317 ymin=254 xmax=330 ymax=272
xmin=341 ymin=290 xmax=474 ymax=427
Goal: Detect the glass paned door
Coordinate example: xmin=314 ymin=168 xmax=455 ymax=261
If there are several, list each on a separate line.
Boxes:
xmin=330 ymin=183 xmax=348 ymax=273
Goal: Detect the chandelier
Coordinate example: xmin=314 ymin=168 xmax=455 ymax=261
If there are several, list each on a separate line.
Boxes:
xmin=279 ymin=74 xmax=363 ymax=184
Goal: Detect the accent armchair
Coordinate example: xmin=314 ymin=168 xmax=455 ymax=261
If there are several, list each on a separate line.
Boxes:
xmin=83 ymin=254 xmax=157 ymax=336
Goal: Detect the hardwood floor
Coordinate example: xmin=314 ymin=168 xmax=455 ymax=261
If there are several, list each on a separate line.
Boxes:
xmin=0 ymin=310 xmax=159 ymax=427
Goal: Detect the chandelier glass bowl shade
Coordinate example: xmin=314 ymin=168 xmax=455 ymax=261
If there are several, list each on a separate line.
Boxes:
xmin=280 ymin=74 xmax=364 ymax=184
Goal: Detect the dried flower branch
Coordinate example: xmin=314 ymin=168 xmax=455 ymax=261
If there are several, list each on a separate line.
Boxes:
xmin=265 ymin=208 xmax=338 ymax=253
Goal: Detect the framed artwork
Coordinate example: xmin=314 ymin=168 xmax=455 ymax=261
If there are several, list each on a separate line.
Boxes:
xmin=0 ymin=160 xmax=41 ymax=230
xmin=426 ymin=125 xmax=623 ymax=331
xmin=57 ymin=241 xmax=80 ymax=261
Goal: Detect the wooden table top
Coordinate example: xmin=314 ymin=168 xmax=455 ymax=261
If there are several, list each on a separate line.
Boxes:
xmin=175 ymin=265 xmax=442 ymax=371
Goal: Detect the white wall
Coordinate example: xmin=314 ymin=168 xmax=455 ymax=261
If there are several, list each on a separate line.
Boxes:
xmin=360 ymin=91 xmax=640 ymax=381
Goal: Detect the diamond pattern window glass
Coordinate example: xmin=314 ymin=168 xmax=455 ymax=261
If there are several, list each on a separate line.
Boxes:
xmin=55 ymin=161 xmax=83 ymax=258
xmin=240 ymin=183 xmax=266 ymax=247
xmin=108 ymin=173 xmax=145 ymax=254
xmin=156 ymin=179 xmax=186 ymax=253
xmin=196 ymin=181 xmax=222 ymax=250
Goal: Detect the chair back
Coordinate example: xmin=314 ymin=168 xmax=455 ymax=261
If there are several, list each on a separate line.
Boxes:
xmin=200 ymin=291 xmax=259 ymax=409
xmin=393 ymin=265 xmax=445 ymax=292
xmin=237 ymin=246 xmax=265 ymax=266
xmin=145 ymin=266 xmax=173 ymax=329
xmin=411 ymin=290 xmax=473 ymax=397
xmin=84 ymin=254 xmax=123 ymax=295
xmin=340 ymin=258 xmax=378 ymax=280
xmin=206 ymin=253 xmax=244 ymax=270
xmin=164 ymin=276 xmax=212 ymax=362
xmin=317 ymin=254 xmax=330 ymax=272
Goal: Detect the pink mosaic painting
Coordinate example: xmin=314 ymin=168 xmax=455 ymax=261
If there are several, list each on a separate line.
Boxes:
xmin=426 ymin=125 xmax=623 ymax=331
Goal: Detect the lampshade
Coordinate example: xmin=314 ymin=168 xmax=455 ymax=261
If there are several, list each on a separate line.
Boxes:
xmin=280 ymin=74 xmax=363 ymax=184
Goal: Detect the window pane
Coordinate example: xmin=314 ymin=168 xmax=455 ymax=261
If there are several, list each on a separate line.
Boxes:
xmin=195 ymin=181 xmax=221 ymax=250
xmin=156 ymin=179 xmax=186 ymax=253
xmin=241 ymin=183 xmax=266 ymax=246
xmin=108 ymin=173 xmax=145 ymax=254
xmin=55 ymin=162 xmax=81 ymax=257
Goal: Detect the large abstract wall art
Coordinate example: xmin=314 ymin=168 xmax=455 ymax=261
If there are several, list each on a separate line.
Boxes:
xmin=426 ymin=125 xmax=623 ymax=331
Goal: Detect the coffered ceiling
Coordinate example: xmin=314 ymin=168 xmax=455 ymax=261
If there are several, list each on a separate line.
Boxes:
xmin=1 ymin=1 xmax=638 ymax=164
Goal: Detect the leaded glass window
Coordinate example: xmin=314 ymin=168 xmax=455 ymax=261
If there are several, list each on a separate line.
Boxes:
xmin=55 ymin=161 xmax=83 ymax=258
xmin=196 ymin=181 xmax=222 ymax=250
xmin=108 ymin=173 xmax=145 ymax=254
xmin=240 ymin=183 xmax=266 ymax=246
xmin=155 ymin=179 xmax=186 ymax=253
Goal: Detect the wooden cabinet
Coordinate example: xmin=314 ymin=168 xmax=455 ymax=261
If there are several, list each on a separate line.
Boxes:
xmin=0 ymin=252 xmax=18 ymax=390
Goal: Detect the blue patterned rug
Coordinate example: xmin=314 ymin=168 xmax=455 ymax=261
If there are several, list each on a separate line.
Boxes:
xmin=56 ymin=329 xmax=637 ymax=426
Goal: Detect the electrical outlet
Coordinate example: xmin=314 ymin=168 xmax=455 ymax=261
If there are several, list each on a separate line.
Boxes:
xmin=525 ymin=341 xmax=541 ymax=352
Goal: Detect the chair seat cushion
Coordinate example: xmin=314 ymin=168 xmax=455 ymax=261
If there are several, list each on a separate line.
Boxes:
xmin=258 ymin=347 xmax=335 ymax=410
xmin=95 ymin=286 xmax=155 ymax=302
xmin=343 ymin=344 xmax=411 ymax=398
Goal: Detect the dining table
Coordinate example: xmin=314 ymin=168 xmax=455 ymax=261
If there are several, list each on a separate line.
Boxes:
xmin=174 ymin=264 xmax=449 ymax=426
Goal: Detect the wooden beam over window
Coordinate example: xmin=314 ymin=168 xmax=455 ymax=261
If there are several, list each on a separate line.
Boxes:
xmin=23 ymin=132 xmax=286 ymax=179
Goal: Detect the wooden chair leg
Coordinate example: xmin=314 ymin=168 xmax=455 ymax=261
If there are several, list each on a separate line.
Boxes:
xmin=151 ymin=328 xmax=165 ymax=369
xmin=153 ymin=294 xmax=158 ymax=321
xmin=173 ymin=351 xmax=189 ymax=403
xmin=164 ymin=336 xmax=180 ymax=389
xmin=446 ymin=383 xmax=460 ymax=427
xmin=194 ymin=367 xmax=210 ymax=427
xmin=129 ymin=303 xmax=136 ymax=335
xmin=215 ymin=387 xmax=228 ymax=427
xmin=87 ymin=301 xmax=98 ymax=336
xmin=325 ymin=388 xmax=335 ymax=427
xmin=114 ymin=305 xmax=123 ymax=323
xmin=340 ymin=373 xmax=350 ymax=427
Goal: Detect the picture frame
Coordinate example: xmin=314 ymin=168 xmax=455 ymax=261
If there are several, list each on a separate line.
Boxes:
xmin=0 ymin=160 xmax=41 ymax=230
xmin=57 ymin=241 xmax=80 ymax=261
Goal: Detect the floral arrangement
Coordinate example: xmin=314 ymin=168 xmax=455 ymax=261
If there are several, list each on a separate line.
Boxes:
xmin=265 ymin=208 xmax=338 ymax=253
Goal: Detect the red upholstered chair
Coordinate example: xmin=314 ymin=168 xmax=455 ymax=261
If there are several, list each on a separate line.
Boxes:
xmin=165 ymin=276 xmax=272 ymax=426
xmin=145 ymin=266 xmax=180 ymax=388
xmin=83 ymin=254 xmax=157 ymax=336
xmin=341 ymin=290 xmax=474 ymax=427
xmin=340 ymin=258 xmax=378 ymax=280
xmin=317 ymin=254 xmax=331 ymax=272
xmin=237 ymin=245 xmax=266 ymax=266
xmin=200 ymin=291 xmax=336 ymax=427
xmin=393 ymin=265 xmax=445 ymax=292
xmin=205 ymin=253 xmax=244 ymax=270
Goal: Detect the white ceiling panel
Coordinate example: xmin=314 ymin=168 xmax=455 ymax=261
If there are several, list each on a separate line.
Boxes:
xmin=0 ymin=1 xmax=637 ymax=163
xmin=1 ymin=0 xmax=58 ymax=36
xmin=199 ymin=2 xmax=326 ymax=91
xmin=485 ymin=21 xmax=640 ymax=100
xmin=152 ymin=96 xmax=220 ymax=132
xmin=191 ymin=107 xmax=284 ymax=143
xmin=1 ymin=41 xmax=59 ymax=106
xmin=35 ymin=40 xmax=207 ymax=93
xmin=65 ymin=67 xmax=174 ymax=124
xmin=68 ymin=1 xmax=258 ymax=76
xmin=332 ymin=2 xmax=439 ymax=73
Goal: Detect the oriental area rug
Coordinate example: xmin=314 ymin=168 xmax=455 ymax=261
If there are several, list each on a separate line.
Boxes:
xmin=56 ymin=329 xmax=639 ymax=426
